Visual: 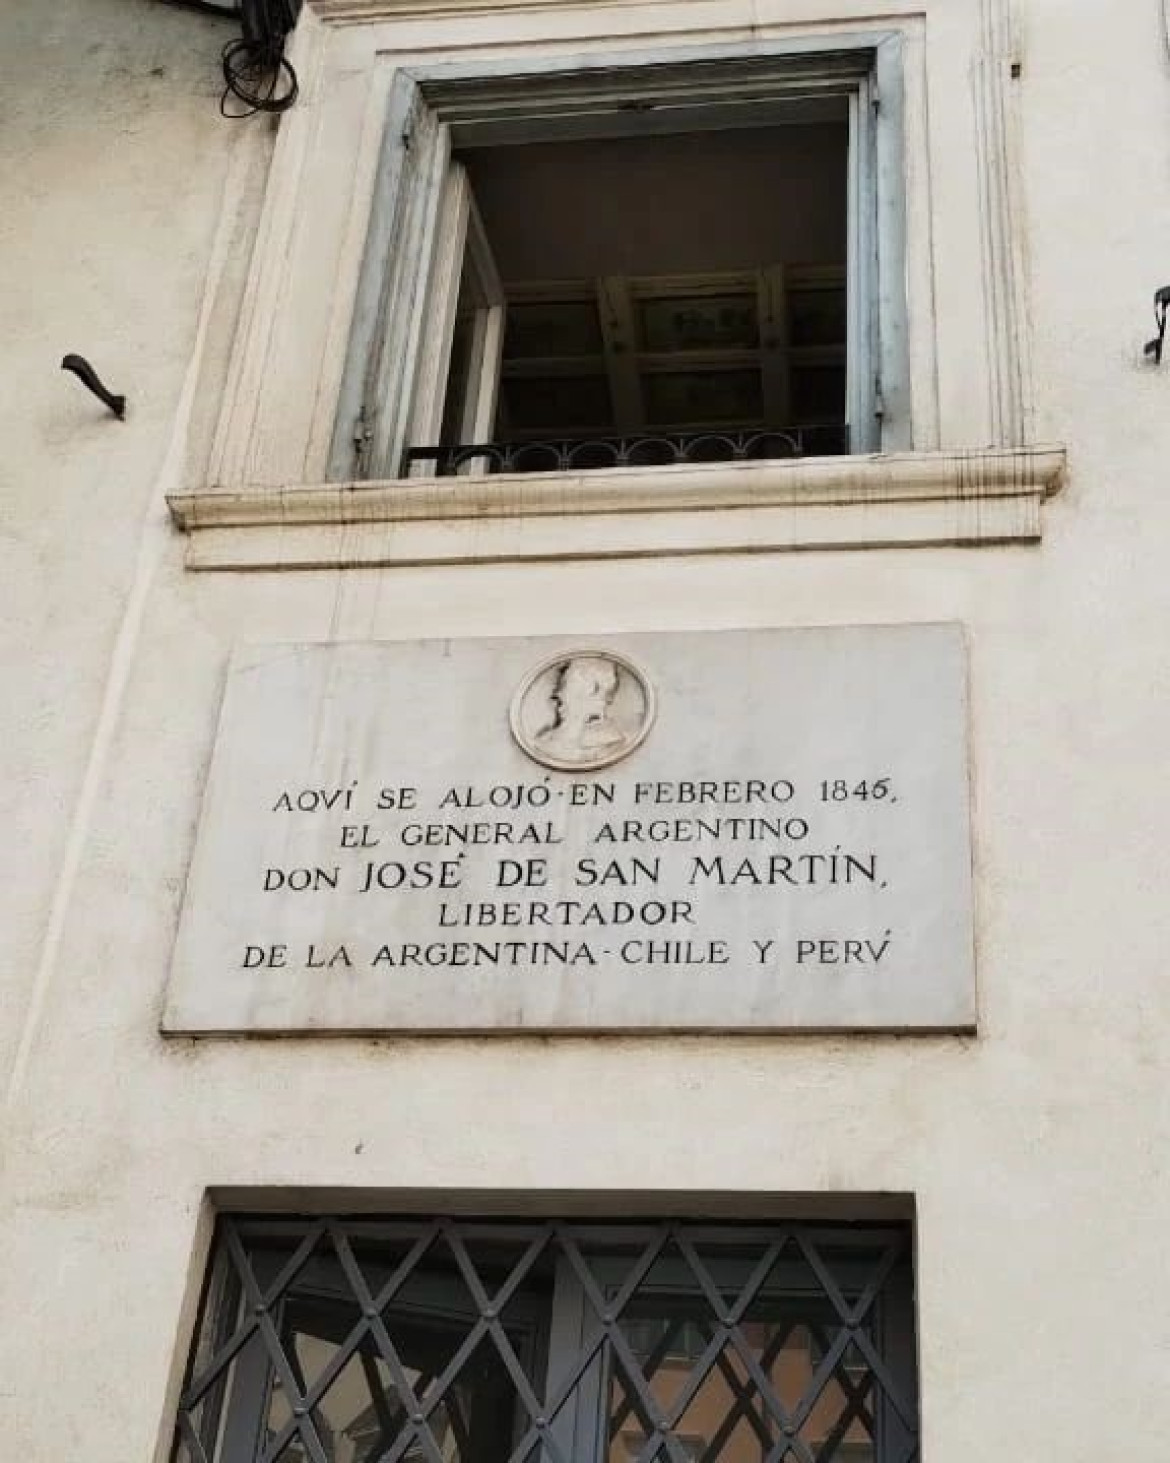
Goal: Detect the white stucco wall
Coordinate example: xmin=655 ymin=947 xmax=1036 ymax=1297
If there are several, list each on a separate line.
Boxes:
xmin=3 ymin=1 xmax=1170 ymax=1461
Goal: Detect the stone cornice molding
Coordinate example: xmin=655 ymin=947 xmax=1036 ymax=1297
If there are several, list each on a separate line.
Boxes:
xmin=171 ymin=447 xmax=1065 ymax=531
xmin=168 ymin=445 xmax=1066 ymax=569
xmin=305 ymin=0 xmax=604 ymax=17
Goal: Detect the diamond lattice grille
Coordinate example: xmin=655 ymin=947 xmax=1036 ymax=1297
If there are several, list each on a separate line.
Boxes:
xmin=173 ymin=1219 xmax=918 ymax=1463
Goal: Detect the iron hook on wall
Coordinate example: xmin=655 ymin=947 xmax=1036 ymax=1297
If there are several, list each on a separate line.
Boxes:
xmin=1144 ymin=286 xmax=1170 ymax=364
xmin=61 ymin=354 xmax=126 ymax=420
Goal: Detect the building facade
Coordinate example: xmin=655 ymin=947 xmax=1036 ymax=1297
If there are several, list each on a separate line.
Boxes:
xmin=2 ymin=0 xmax=1169 ymax=1460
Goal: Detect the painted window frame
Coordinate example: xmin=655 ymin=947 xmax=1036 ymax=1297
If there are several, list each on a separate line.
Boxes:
xmin=327 ymin=36 xmax=911 ymax=483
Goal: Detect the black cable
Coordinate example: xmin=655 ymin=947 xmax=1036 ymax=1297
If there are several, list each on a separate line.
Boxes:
xmin=220 ymin=0 xmax=302 ymax=117
xmin=221 ymin=38 xmax=298 ymax=115
xmin=155 ymin=0 xmax=302 ymax=117
xmin=157 ymin=0 xmax=239 ymax=17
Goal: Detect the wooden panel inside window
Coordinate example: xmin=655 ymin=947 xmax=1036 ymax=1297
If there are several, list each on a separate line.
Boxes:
xmin=498 ymin=266 xmax=846 ymax=439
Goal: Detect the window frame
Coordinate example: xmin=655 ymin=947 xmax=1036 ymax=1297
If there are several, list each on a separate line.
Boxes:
xmin=404 ymin=163 xmax=506 ymax=476
xmin=328 ymin=35 xmax=910 ymax=484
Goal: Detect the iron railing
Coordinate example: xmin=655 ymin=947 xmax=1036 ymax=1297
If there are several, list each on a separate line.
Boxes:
xmin=404 ymin=426 xmax=850 ymax=477
xmin=173 ymin=1217 xmax=918 ymax=1463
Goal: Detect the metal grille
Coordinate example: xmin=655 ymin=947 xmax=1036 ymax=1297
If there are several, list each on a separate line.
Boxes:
xmin=403 ymin=426 xmax=850 ymax=477
xmin=174 ymin=1218 xmax=917 ymax=1463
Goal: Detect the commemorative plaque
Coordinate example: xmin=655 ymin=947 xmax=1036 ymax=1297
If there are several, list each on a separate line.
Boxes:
xmin=163 ymin=626 xmax=976 ymax=1033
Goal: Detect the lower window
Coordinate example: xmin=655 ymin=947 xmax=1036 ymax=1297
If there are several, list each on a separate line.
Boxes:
xmin=174 ymin=1218 xmax=918 ymax=1463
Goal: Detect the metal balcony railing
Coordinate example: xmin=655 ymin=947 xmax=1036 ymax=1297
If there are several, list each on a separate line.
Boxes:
xmin=404 ymin=425 xmax=851 ymax=477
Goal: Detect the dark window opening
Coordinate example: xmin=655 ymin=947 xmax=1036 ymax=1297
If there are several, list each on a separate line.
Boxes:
xmin=410 ymin=112 xmax=852 ymax=476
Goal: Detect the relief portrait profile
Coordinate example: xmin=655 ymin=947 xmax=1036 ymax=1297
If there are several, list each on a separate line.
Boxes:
xmin=510 ymin=649 xmax=656 ymax=771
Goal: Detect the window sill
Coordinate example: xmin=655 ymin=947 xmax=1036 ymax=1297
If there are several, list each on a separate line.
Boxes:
xmin=167 ymin=445 xmax=1066 ymax=570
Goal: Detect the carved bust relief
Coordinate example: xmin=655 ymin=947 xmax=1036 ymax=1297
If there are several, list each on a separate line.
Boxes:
xmin=510 ymin=650 xmax=656 ymax=771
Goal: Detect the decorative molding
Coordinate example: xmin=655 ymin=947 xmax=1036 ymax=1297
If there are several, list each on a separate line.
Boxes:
xmin=171 ymin=447 xmax=1065 ymax=530
xmin=973 ymin=0 xmax=1034 ymax=445
xmin=305 ymin=0 xmax=635 ymax=17
xmin=168 ymin=445 xmax=1066 ymax=570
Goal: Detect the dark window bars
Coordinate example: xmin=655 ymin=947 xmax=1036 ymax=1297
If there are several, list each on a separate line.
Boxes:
xmin=173 ymin=1218 xmax=918 ymax=1463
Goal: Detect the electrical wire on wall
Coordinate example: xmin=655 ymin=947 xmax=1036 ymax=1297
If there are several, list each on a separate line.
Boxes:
xmin=222 ymin=0 xmax=302 ymax=116
xmin=1148 ymin=0 xmax=1170 ymax=360
xmin=157 ymin=0 xmax=303 ymax=117
xmin=159 ymin=0 xmax=238 ymax=14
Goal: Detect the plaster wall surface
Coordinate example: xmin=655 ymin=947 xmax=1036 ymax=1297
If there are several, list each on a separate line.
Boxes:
xmin=2 ymin=2 xmax=1170 ymax=1463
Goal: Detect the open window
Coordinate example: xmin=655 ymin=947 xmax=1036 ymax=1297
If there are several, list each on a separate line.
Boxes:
xmin=333 ymin=43 xmax=907 ymax=482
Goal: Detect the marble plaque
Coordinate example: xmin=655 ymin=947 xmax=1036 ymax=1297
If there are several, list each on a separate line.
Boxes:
xmin=163 ymin=627 xmax=975 ymax=1034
